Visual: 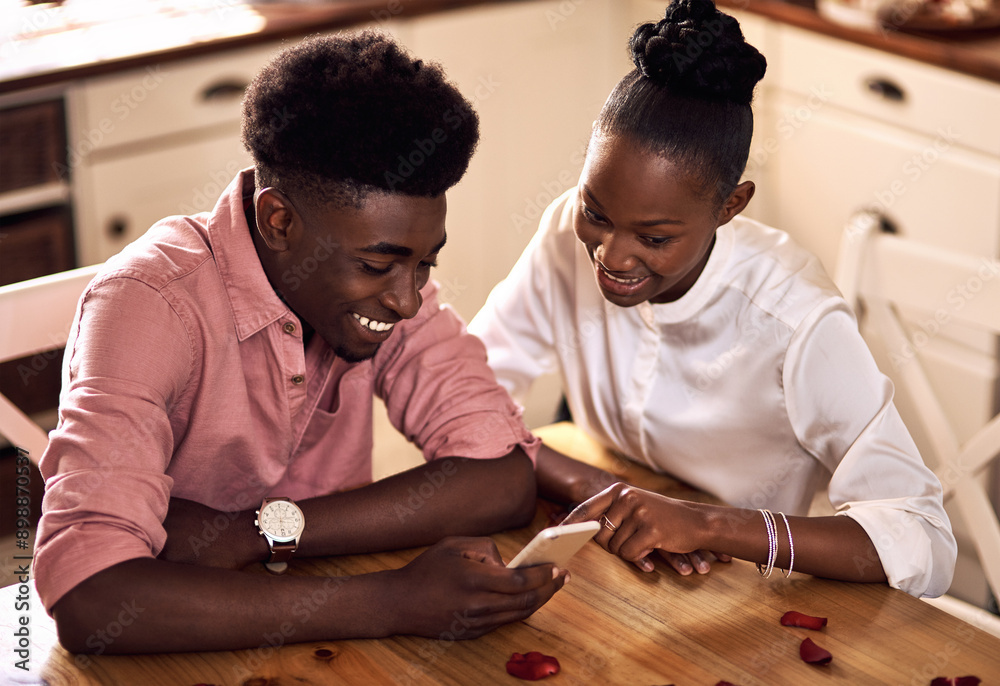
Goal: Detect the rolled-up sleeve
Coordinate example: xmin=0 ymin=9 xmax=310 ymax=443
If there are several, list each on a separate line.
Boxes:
xmin=374 ymin=280 xmax=540 ymax=464
xmin=785 ymin=305 xmax=957 ymax=597
xmin=34 ymin=274 xmax=191 ymax=612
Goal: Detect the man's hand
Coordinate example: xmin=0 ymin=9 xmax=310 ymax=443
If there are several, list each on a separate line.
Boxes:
xmin=159 ymin=498 xmax=263 ymax=569
xmin=383 ymin=536 xmax=568 ymax=639
xmin=562 ymin=483 xmax=731 ymax=575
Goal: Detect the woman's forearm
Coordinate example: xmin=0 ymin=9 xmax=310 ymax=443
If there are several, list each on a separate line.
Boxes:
xmin=699 ymin=504 xmax=887 ymax=583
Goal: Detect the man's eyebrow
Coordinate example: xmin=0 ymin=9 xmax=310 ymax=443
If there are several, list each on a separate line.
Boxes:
xmin=359 ymin=242 xmax=412 ymax=257
xmin=359 ymin=234 xmax=447 ymax=258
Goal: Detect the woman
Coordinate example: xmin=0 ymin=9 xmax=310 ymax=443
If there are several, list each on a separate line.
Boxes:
xmin=470 ymin=0 xmax=955 ymax=597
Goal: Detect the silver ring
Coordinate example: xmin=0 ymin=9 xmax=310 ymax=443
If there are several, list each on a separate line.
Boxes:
xmin=600 ymin=515 xmax=618 ymax=532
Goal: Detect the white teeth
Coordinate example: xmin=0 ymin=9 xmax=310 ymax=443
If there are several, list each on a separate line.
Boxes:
xmin=353 ymin=313 xmax=394 ymax=332
xmin=600 ymin=265 xmax=643 ymax=284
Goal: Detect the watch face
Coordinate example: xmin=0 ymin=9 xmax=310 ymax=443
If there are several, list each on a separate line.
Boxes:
xmin=259 ymin=500 xmax=304 ymax=542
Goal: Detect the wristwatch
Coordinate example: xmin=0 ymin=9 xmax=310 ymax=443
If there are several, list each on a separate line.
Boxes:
xmin=254 ymin=496 xmax=305 ymax=574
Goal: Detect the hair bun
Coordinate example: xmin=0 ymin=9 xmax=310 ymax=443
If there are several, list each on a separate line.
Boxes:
xmin=630 ymin=0 xmax=766 ymax=105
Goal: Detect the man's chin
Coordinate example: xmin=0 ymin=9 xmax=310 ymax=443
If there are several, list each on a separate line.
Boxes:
xmin=334 ymin=343 xmax=380 ymax=364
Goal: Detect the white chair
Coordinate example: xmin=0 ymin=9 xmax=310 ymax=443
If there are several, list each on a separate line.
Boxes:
xmin=835 ymin=211 xmax=1000 ymax=619
xmin=0 ymin=264 xmax=101 ymax=465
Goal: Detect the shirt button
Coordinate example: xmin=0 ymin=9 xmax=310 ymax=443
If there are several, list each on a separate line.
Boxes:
xmin=291 ymin=375 xmax=305 ymax=385
xmin=283 ymin=322 xmax=296 ymax=335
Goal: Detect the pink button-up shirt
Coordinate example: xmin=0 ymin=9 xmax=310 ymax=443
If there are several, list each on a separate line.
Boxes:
xmin=35 ymin=169 xmax=538 ymax=611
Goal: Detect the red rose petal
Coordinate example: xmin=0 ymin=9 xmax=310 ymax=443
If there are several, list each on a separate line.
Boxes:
xmin=931 ymin=678 xmax=982 ymax=686
xmin=780 ymin=610 xmax=828 ymax=630
xmin=799 ymin=637 xmax=833 ymax=665
xmin=506 ymin=651 xmax=561 ymax=680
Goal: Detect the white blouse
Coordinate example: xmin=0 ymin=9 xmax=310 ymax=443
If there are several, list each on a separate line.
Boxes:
xmin=470 ymin=188 xmax=956 ymax=598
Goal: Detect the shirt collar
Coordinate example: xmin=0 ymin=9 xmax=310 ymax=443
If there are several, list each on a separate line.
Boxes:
xmin=208 ymin=168 xmax=292 ymax=341
xmin=646 ymin=221 xmax=734 ymax=324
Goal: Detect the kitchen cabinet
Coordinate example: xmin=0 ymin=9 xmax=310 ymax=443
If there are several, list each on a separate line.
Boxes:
xmin=67 ymin=43 xmax=281 ymax=266
xmin=0 ymin=91 xmax=75 ymax=421
xmin=390 ymin=0 xmax=628 ymax=324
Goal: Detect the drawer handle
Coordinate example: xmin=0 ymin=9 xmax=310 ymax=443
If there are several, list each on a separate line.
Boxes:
xmin=200 ymin=80 xmax=248 ymax=102
xmin=851 ymin=209 xmax=898 ymax=235
xmin=107 ymin=216 xmax=128 ymax=238
xmin=864 ymin=77 xmax=906 ymax=103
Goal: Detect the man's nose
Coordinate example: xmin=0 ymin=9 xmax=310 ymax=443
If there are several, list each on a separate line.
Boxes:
xmin=380 ymin=269 xmax=422 ymax=320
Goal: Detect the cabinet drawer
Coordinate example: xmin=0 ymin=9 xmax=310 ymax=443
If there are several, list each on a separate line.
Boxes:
xmin=773 ymin=25 xmax=1000 ymax=158
xmin=0 ymin=206 xmax=74 ymax=417
xmin=70 ymin=42 xmax=281 ymax=154
xmin=0 ymin=205 xmax=75 ymax=285
xmin=0 ymin=99 xmax=66 ymax=192
xmin=73 ymin=133 xmax=252 ymax=265
xmin=768 ymin=91 xmax=1000 ymax=273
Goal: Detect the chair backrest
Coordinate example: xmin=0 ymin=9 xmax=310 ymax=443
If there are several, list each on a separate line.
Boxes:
xmin=0 ymin=264 xmax=101 ymax=465
xmin=835 ymin=212 xmax=1000 ymax=602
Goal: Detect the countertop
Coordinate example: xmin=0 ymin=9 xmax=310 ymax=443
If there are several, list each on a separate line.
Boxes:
xmin=2 ymin=0 xmax=1000 ymax=96
xmin=0 ymin=0 xmax=514 ymax=95
xmin=720 ymin=0 xmax=1000 ymax=83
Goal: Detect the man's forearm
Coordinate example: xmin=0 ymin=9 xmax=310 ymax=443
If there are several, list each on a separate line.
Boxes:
xmin=535 ymin=444 xmax=618 ymax=506
xmin=161 ymin=449 xmax=538 ymax=568
xmin=296 ymin=449 xmax=536 ymax=558
xmin=54 ymin=558 xmax=391 ymax=654
xmin=58 ymin=532 xmax=565 ymax=654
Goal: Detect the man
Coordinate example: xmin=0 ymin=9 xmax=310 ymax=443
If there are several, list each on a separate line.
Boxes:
xmin=35 ymin=31 xmax=565 ymax=653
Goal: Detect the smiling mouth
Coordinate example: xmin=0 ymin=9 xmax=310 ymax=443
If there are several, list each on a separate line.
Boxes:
xmin=596 ymin=261 xmax=648 ymax=285
xmin=352 ymin=312 xmax=395 ymax=333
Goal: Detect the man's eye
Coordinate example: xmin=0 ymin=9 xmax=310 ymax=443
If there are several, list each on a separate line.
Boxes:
xmin=583 ymin=206 xmax=605 ymax=223
xmin=361 ymin=262 xmax=392 ymax=275
xmin=420 ymin=259 xmax=438 ymax=270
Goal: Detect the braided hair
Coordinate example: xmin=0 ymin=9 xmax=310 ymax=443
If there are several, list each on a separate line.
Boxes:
xmin=596 ymin=0 xmax=767 ymax=207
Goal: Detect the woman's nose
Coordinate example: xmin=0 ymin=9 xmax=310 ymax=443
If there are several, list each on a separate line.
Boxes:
xmin=595 ymin=231 xmax=634 ymax=273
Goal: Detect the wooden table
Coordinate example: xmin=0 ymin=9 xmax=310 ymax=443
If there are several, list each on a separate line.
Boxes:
xmin=3 ymin=424 xmax=999 ymax=685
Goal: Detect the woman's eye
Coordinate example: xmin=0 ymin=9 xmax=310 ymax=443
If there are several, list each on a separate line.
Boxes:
xmin=361 ymin=262 xmax=392 ymax=276
xmin=582 ymin=206 xmax=605 ymax=224
xmin=642 ymin=235 xmax=672 ymax=246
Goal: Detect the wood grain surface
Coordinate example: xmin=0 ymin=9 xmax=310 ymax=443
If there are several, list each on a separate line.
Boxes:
xmin=3 ymin=423 xmax=997 ymax=685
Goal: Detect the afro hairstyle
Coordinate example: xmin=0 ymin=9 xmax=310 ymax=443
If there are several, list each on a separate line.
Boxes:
xmin=241 ymin=30 xmax=480 ymax=208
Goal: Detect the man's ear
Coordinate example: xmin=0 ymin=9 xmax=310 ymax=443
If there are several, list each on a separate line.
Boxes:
xmin=254 ymin=188 xmax=298 ymax=252
xmin=717 ymin=180 xmax=755 ymax=227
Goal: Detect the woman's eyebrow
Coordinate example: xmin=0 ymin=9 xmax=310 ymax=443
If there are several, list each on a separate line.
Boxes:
xmin=583 ymin=185 xmax=682 ymax=226
xmin=582 ymin=185 xmax=606 ymax=212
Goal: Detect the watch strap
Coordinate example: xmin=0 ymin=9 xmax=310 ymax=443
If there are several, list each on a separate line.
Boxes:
xmin=266 ymin=538 xmax=296 ymax=565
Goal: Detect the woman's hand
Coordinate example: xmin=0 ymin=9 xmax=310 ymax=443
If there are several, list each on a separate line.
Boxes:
xmin=562 ymin=483 xmax=730 ymax=575
xmin=384 ymin=536 xmax=568 ymax=638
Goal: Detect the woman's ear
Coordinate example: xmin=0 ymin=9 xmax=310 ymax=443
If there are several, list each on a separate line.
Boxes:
xmin=717 ymin=180 xmax=755 ymax=226
xmin=254 ymin=188 xmax=297 ymax=252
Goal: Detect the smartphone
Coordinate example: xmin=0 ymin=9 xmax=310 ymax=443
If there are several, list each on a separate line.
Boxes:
xmin=506 ymin=520 xmax=601 ymax=569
